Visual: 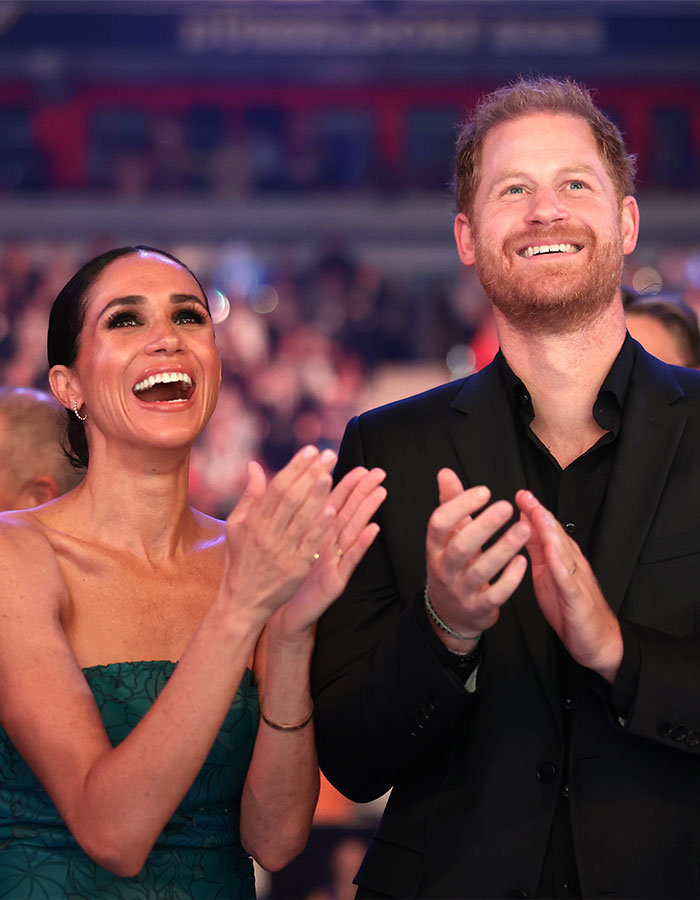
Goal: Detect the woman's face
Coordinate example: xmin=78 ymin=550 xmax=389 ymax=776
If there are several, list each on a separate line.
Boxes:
xmin=64 ymin=250 xmax=221 ymax=457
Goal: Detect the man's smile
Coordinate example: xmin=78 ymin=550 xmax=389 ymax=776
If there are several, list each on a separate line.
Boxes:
xmin=518 ymin=243 xmax=583 ymax=258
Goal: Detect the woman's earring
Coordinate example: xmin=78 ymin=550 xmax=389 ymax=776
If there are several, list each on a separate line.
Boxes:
xmin=73 ymin=400 xmax=87 ymax=422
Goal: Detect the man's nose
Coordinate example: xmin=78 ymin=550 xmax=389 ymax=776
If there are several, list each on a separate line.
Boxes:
xmin=525 ymin=186 xmax=569 ymax=227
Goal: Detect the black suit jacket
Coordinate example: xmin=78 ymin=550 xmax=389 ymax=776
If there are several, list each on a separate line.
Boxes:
xmin=311 ymin=342 xmax=700 ymax=899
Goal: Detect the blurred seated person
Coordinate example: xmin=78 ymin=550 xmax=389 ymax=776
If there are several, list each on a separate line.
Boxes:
xmin=624 ymin=292 xmax=700 ymax=368
xmin=0 ymin=386 xmax=84 ymax=510
xmin=305 ymin=836 xmax=370 ymax=900
xmin=0 ymin=246 xmax=386 ymax=900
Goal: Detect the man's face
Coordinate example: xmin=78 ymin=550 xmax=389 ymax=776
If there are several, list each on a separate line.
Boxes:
xmin=454 ymin=112 xmax=639 ymax=335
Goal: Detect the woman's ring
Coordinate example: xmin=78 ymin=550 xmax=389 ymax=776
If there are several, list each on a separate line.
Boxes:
xmin=570 ymin=562 xmax=577 ymax=576
xmin=334 ymin=544 xmax=345 ymax=558
xmin=311 ymin=552 xmax=320 ymax=564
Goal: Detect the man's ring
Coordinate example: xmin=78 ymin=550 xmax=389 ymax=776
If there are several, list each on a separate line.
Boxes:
xmin=334 ymin=543 xmax=345 ymax=558
xmin=570 ymin=562 xmax=577 ymax=576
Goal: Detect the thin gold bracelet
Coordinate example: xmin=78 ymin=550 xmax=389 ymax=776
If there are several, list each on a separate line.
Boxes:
xmin=260 ymin=705 xmax=314 ymax=732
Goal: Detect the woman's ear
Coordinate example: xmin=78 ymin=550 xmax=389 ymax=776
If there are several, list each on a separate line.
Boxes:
xmin=48 ymin=365 xmax=79 ymax=411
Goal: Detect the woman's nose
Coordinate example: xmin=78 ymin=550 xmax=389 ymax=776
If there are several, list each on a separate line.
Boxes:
xmin=144 ymin=319 xmax=183 ymax=354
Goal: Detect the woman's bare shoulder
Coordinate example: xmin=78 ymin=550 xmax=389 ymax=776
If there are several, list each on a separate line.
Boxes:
xmin=0 ymin=508 xmax=67 ymax=597
xmin=0 ymin=506 xmax=57 ymax=550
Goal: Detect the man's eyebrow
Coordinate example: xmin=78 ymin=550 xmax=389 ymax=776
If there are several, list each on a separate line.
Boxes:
xmin=97 ymin=293 xmax=207 ymax=319
xmin=557 ymin=164 xmax=601 ymax=180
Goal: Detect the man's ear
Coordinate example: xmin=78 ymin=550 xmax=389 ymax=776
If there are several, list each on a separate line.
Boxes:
xmin=48 ymin=365 xmax=79 ymax=412
xmin=620 ymin=196 xmax=640 ymax=256
xmin=454 ymin=213 xmax=477 ymax=266
xmin=19 ymin=475 xmax=60 ymax=509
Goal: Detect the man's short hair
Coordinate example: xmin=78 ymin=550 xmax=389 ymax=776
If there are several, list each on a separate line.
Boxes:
xmin=0 ymin=386 xmax=83 ymax=498
xmin=454 ymin=76 xmax=637 ymax=215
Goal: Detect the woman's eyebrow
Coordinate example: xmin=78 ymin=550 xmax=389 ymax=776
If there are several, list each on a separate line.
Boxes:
xmin=97 ymin=295 xmax=146 ymax=319
xmin=97 ymin=293 xmax=207 ymax=320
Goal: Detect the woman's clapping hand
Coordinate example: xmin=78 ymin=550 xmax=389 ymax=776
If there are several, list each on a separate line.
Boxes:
xmin=220 ymin=446 xmax=385 ymax=632
xmin=270 ymin=463 xmax=386 ymax=640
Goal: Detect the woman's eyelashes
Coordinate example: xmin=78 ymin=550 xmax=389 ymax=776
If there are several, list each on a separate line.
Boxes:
xmin=105 ymin=306 xmax=209 ymax=330
xmin=105 ymin=309 xmax=142 ymax=329
xmin=173 ymin=306 xmax=209 ymax=325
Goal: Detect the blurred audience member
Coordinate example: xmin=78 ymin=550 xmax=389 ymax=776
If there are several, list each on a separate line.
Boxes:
xmin=625 ymin=293 xmax=700 ymax=368
xmin=0 ymin=386 xmax=83 ymax=510
xmin=305 ymin=836 xmax=370 ymax=900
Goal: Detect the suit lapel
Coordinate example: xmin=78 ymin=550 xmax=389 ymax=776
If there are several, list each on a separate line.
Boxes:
xmin=447 ymin=360 xmax=526 ymax=500
xmin=593 ymin=348 xmax=687 ymax=613
xmin=447 ymin=360 xmax=561 ymax=723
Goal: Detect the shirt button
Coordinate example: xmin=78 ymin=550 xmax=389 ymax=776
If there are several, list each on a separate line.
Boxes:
xmin=564 ymin=522 xmax=576 ymax=534
xmin=563 ymin=697 xmax=573 ymax=710
xmin=562 ymin=785 xmax=570 ymax=798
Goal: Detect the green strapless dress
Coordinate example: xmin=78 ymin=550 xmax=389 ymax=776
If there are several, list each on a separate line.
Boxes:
xmin=0 ymin=660 xmax=259 ymax=899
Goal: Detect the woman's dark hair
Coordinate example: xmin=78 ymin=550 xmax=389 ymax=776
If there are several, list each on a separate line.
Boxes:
xmin=624 ymin=292 xmax=700 ymax=369
xmin=47 ymin=245 xmax=210 ymax=469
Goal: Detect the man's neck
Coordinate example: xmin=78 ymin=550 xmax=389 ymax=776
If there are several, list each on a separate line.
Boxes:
xmin=496 ymin=302 xmax=627 ymax=468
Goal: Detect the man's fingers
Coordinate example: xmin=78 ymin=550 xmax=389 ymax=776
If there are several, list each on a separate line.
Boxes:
xmin=479 ymin=554 xmax=529 ymax=609
xmin=427 ymin=484 xmax=492 ymax=552
xmin=437 ymin=468 xmax=465 ymax=504
xmin=459 ymin=518 xmax=531 ymax=590
xmin=438 ymin=499 xmax=515 ymax=576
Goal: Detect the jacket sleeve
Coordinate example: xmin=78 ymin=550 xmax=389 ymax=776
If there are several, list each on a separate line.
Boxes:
xmin=614 ymin=621 xmax=700 ymax=754
xmin=311 ymin=414 xmax=476 ymax=802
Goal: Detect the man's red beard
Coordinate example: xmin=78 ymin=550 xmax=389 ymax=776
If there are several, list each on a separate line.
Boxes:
xmin=474 ymin=224 xmax=624 ymax=335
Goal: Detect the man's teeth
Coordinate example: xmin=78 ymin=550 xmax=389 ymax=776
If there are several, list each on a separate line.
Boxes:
xmin=133 ymin=372 xmax=193 ymax=392
xmin=523 ymin=243 xmax=580 ymax=257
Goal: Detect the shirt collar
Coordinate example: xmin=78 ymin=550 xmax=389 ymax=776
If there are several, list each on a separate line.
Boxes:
xmin=496 ymin=332 xmax=637 ymax=434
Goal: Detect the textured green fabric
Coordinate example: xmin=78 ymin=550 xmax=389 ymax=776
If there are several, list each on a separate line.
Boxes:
xmin=0 ymin=660 xmax=259 ymax=899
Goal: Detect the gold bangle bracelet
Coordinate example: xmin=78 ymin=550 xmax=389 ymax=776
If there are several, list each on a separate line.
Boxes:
xmin=260 ymin=706 xmax=314 ymax=732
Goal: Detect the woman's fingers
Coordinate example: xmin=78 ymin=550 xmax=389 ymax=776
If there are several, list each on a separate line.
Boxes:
xmin=257 ymin=446 xmax=336 ymax=533
xmin=334 ymin=482 xmax=387 ymax=559
xmin=328 ymin=467 xmax=386 ymax=528
xmin=225 ymin=461 xmax=267 ymax=540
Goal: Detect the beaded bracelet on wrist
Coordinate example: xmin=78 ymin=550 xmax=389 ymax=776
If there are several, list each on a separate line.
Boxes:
xmin=424 ymin=587 xmax=482 ymax=642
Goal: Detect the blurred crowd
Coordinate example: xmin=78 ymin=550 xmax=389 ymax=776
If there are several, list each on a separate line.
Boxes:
xmin=2 ymin=237 xmax=700 ymax=521
xmin=0 ymin=238 xmax=453 ymax=517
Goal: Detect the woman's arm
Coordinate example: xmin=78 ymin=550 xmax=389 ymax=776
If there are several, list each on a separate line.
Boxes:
xmin=241 ymin=465 xmax=387 ymax=870
xmin=0 ymin=447 xmax=354 ymax=877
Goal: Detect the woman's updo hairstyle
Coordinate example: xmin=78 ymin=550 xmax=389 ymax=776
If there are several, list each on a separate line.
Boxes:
xmin=47 ymin=245 xmax=210 ymax=470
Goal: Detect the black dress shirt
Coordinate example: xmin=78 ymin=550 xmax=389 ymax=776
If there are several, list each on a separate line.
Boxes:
xmin=498 ymin=334 xmax=640 ymax=899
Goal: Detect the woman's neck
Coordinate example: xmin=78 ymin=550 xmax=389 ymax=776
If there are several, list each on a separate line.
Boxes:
xmin=53 ymin=443 xmax=201 ymax=561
